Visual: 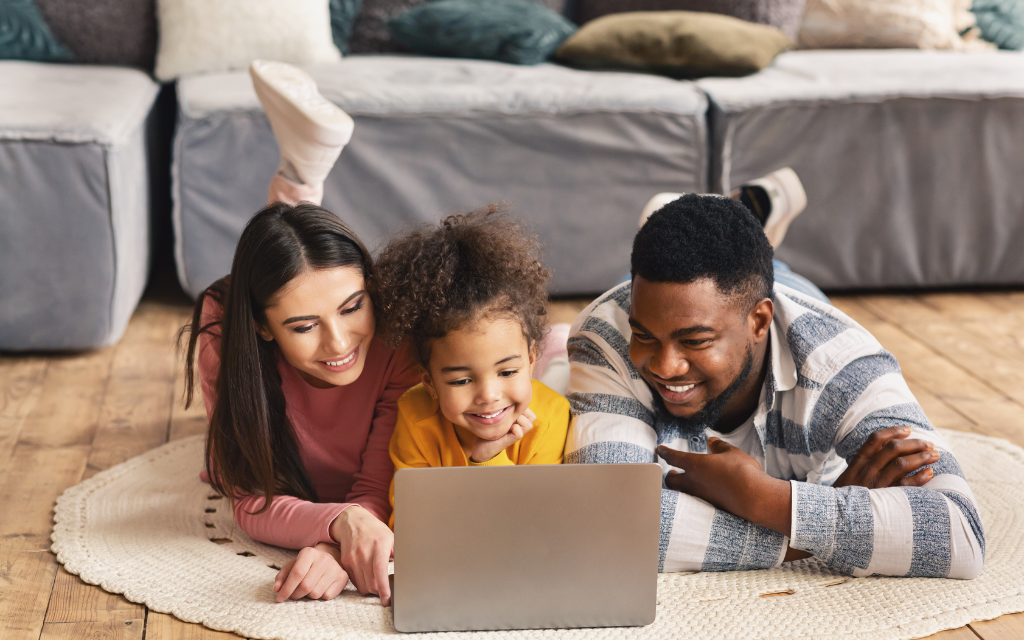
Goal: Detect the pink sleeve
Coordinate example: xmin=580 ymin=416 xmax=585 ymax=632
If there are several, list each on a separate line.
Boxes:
xmin=344 ymin=344 xmax=421 ymax=522
xmin=232 ymin=494 xmax=350 ymax=549
xmin=197 ymin=297 xmax=222 ymax=423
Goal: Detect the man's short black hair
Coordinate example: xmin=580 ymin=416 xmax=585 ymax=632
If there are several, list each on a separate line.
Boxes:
xmin=630 ymin=194 xmax=774 ymax=308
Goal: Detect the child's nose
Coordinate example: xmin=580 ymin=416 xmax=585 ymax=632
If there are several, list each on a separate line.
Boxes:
xmin=475 ymin=381 xmax=502 ymax=406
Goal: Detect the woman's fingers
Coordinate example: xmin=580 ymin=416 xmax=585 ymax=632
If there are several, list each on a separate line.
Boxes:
xmin=374 ymin=542 xmax=392 ymax=606
xmin=274 ymin=558 xmax=296 ymax=592
xmin=276 ymin=552 xmax=315 ymax=602
xmin=308 ymin=570 xmax=335 ymax=600
xmin=289 ymin=561 xmax=325 ymax=601
xmin=323 ymin=575 xmax=348 ymax=601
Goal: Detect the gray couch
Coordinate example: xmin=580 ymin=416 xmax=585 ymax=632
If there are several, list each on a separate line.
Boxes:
xmin=4 ymin=40 xmax=1024 ymax=350
xmin=172 ymin=56 xmax=709 ymax=297
xmin=699 ymin=49 xmax=1024 ymax=290
xmin=0 ymin=62 xmax=162 ymax=350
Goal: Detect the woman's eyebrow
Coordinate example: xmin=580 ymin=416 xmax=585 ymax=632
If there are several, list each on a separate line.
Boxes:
xmin=281 ymin=290 xmax=365 ymax=325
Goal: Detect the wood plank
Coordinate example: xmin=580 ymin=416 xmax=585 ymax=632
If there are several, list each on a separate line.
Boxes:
xmin=17 ymin=348 xmax=116 ymax=449
xmin=145 ymin=612 xmax=245 ymax=640
xmin=925 ymin=626 xmax=982 ymax=640
xmin=917 ymin=292 xmax=1007 ymax=319
xmin=45 ymin=566 xmax=144 ymax=623
xmin=830 ymin=296 xmax=885 ymax=327
xmin=546 ymin=298 xmax=593 ymax=326
xmin=0 ymin=444 xmax=90 ymax=640
xmin=84 ymin=302 xmax=181 ymax=479
xmin=970 ymin=612 xmax=1024 ymax=639
xmin=39 ymin=619 xmax=144 ymax=640
xmin=0 ymin=357 xmax=49 ymax=482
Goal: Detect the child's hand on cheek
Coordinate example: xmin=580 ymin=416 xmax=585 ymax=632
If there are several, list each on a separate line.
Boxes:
xmin=470 ymin=408 xmax=536 ymax=463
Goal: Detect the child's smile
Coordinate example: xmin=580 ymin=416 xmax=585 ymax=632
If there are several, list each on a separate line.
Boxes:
xmin=423 ymin=316 xmax=536 ymax=445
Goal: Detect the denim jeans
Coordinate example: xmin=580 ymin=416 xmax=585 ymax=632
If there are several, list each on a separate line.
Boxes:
xmin=773 ymin=260 xmax=830 ymax=304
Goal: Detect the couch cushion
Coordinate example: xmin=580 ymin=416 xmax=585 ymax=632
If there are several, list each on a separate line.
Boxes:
xmin=573 ymin=0 xmax=808 ymax=39
xmin=697 ymin=50 xmax=1024 ymax=289
xmin=174 ymin=56 xmax=708 ymax=296
xmin=0 ymin=61 xmax=159 ymax=145
xmin=0 ymin=62 xmax=160 ymax=349
xmin=34 ymin=0 xmax=158 ymax=70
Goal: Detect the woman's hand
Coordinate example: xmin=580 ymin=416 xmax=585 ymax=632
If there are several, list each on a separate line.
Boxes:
xmin=329 ymin=505 xmax=394 ymax=605
xmin=470 ymin=408 xmax=536 ymax=463
xmin=274 ymin=543 xmax=349 ymax=602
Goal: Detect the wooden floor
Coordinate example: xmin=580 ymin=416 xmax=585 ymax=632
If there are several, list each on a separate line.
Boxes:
xmin=3 ymin=288 xmax=1024 ymax=640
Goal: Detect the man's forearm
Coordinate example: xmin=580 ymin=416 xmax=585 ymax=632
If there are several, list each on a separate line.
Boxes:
xmin=733 ymin=471 xmax=793 ymax=538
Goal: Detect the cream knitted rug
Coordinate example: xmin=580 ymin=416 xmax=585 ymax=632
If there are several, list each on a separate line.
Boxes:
xmin=52 ymin=430 xmax=1024 ymax=640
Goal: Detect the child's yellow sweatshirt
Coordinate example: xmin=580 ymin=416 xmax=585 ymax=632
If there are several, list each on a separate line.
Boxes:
xmin=387 ymin=379 xmax=570 ymax=527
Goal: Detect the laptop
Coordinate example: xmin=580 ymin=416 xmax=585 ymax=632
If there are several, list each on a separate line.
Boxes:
xmin=391 ymin=463 xmax=662 ymax=633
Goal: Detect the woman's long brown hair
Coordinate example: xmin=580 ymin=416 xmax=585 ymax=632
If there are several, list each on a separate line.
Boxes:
xmin=179 ymin=202 xmax=374 ymax=512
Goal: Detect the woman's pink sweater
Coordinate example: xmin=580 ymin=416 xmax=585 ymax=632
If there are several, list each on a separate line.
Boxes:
xmin=199 ymin=298 xmax=419 ymax=550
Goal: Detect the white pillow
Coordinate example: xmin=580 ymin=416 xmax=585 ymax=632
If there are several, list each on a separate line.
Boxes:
xmin=155 ymin=0 xmax=342 ymax=81
xmin=798 ymin=0 xmax=995 ymax=50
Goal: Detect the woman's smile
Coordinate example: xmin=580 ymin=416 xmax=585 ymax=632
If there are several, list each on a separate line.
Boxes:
xmin=319 ymin=346 xmax=359 ymax=373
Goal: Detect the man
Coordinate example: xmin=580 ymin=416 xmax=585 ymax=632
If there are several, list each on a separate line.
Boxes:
xmin=565 ymin=194 xmax=985 ymax=578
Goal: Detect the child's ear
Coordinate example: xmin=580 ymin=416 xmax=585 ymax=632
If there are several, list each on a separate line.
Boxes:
xmin=528 ymin=342 xmax=537 ymax=376
xmin=421 ymin=370 xmax=438 ymax=401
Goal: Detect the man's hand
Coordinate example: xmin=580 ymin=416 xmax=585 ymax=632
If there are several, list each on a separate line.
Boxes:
xmin=329 ymin=505 xmax=394 ymax=606
xmin=274 ymin=543 xmax=349 ymax=602
xmin=469 ymin=408 xmax=536 ymax=463
xmin=834 ymin=426 xmax=939 ymax=489
xmin=657 ymin=438 xmax=792 ymax=536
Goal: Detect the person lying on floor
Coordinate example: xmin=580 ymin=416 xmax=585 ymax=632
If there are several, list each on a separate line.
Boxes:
xmin=372 ymin=207 xmax=572 ymax=526
xmin=564 ymin=194 xmax=985 ymax=579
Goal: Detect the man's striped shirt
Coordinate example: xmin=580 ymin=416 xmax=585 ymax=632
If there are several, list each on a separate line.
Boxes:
xmin=564 ymin=282 xmax=985 ymax=578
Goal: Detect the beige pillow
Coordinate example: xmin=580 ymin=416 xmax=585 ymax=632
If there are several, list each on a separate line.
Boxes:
xmin=798 ymin=0 xmax=995 ymax=50
xmin=155 ymin=0 xmax=342 ymax=81
xmin=555 ymin=11 xmax=794 ymax=78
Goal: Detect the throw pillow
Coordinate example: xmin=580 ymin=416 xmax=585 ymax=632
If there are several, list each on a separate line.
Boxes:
xmin=798 ymin=0 xmax=993 ymax=50
xmin=572 ymin=0 xmax=809 ymax=40
xmin=33 ymin=0 xmax=156 ymax=70
xmin=388 ymin=0 xmax=577 ymax=65
xmin=555 ymin=11 xmax=793 ymax=78
xmin=350 ymin=0 xmax=570 ymax=53
xmin=972 ymin=0 xmax=1024 ymax=50
xmin=0 ymin=0 xmax=72 ymax=62
xmin=154 ymin=0 xmax=341 ymax=82
xmin=330 ymin=0 xmax=364 ymax=55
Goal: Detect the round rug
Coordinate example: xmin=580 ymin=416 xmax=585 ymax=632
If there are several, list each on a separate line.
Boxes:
xmin=52 ymin=430 xmax=1024 ymax=640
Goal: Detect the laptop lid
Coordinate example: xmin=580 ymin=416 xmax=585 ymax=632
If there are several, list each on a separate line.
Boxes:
xmin=392 ymin=463 xmax=662 ymax=633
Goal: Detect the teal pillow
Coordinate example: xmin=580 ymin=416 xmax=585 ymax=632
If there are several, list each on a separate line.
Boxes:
xmin=388 ymin=0 xmax=577 ymax=65
xmin=330 ymin=0 xmax=364 ymax=55
xmin=972 ymin=0 xmax=1024 ymax=50
xmin=0 ymin=0 xmax=72 ymax=61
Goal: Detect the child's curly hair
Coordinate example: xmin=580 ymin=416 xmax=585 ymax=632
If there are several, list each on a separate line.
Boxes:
xmin=373 ymin=204 xmax=551 ymax=365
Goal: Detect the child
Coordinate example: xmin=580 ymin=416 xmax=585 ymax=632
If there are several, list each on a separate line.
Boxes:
xmin=374 ymin=206 xmax=571 ymax=526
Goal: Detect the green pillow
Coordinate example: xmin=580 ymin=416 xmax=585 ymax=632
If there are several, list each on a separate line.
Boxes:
xmin=555 ymin=11 xmax=793 ymax=79
xmin=329 ymin=0 xmax=364 ymax=55
xmin=972 ymin=0 xmax=1024 ymax=50
xmin=388 ymin=0 xmax=577 ymax=65
xmin=0 ymin=0 xmax=72 ymax=61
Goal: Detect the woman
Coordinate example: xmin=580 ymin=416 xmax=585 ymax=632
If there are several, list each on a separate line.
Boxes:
xmin=182 ymin=202 xmax=419 ymax=606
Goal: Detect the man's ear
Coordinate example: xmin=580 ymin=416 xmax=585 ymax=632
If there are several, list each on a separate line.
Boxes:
xmin=256 ymin=321 xmax=274 ymax=342
xmin=421 ymin=370 xmax=438 ymax=401
xmin=748 ymin=298 xmax=774 ymax=343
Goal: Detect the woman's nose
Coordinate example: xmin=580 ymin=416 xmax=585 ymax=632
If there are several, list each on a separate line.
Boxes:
xmin=322 ymin=319 xmax=351 ymax=354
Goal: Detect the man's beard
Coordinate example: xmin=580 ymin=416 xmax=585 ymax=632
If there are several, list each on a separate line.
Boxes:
xmin=653 ymin=343 xmax=756 ymax=437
